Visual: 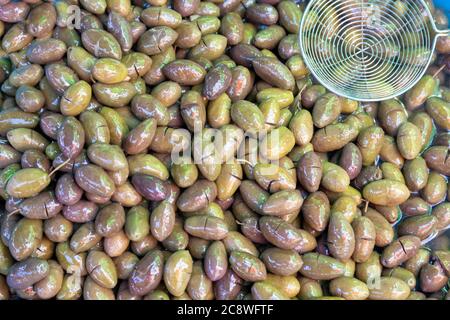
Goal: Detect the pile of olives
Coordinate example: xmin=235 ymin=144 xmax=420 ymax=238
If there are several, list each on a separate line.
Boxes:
xmin=0 ymin=0 xmax=449 ymax=300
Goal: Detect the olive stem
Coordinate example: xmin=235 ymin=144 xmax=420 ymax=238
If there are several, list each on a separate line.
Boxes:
xmin=294 ymin=83 xmax=308 ymax=111
xmin=432 ymin=64 xmax=446 ymax=79
xmin=236 ymin=158 xmax=254 ymax=167
xmin=49 ymin=157 xmax=72 ymax=178
xmin=362 ymin=199 xmax=369 ymax=213
xmin=7 ymin=209 xmax=20 ymax=216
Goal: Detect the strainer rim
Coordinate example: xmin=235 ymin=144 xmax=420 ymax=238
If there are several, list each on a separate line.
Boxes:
xmin=298 ymin=0 xmax=438 ymax=102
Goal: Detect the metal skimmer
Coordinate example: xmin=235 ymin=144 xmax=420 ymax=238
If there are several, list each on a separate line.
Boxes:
xmin=299 ymin=0 xmax=450 ymax=101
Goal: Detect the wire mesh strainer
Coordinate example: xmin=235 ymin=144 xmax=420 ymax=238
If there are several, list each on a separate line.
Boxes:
xmin=299 ymin=0 xmax=450 ymax=101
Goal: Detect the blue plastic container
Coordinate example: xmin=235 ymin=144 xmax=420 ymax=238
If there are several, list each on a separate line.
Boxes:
xmin=435 ymin=0 xmax=450 ymax=20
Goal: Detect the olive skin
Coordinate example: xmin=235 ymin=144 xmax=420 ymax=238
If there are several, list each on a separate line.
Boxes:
xmin=9 ymin=218 xmax=43 ymax=261
xmin=163 ymin=250 xmax=193 ymax=297
xmin=363 ymin=180 xmax=410 ymax=206
xmin=7 ymin=258 xmax=49 ymax=290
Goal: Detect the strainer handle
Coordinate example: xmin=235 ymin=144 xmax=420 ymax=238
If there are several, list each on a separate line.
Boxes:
xmin=435 ymin=28 xmax=450 ymax=37
xmin=430 ymin=19 xmax=450 ymax=37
